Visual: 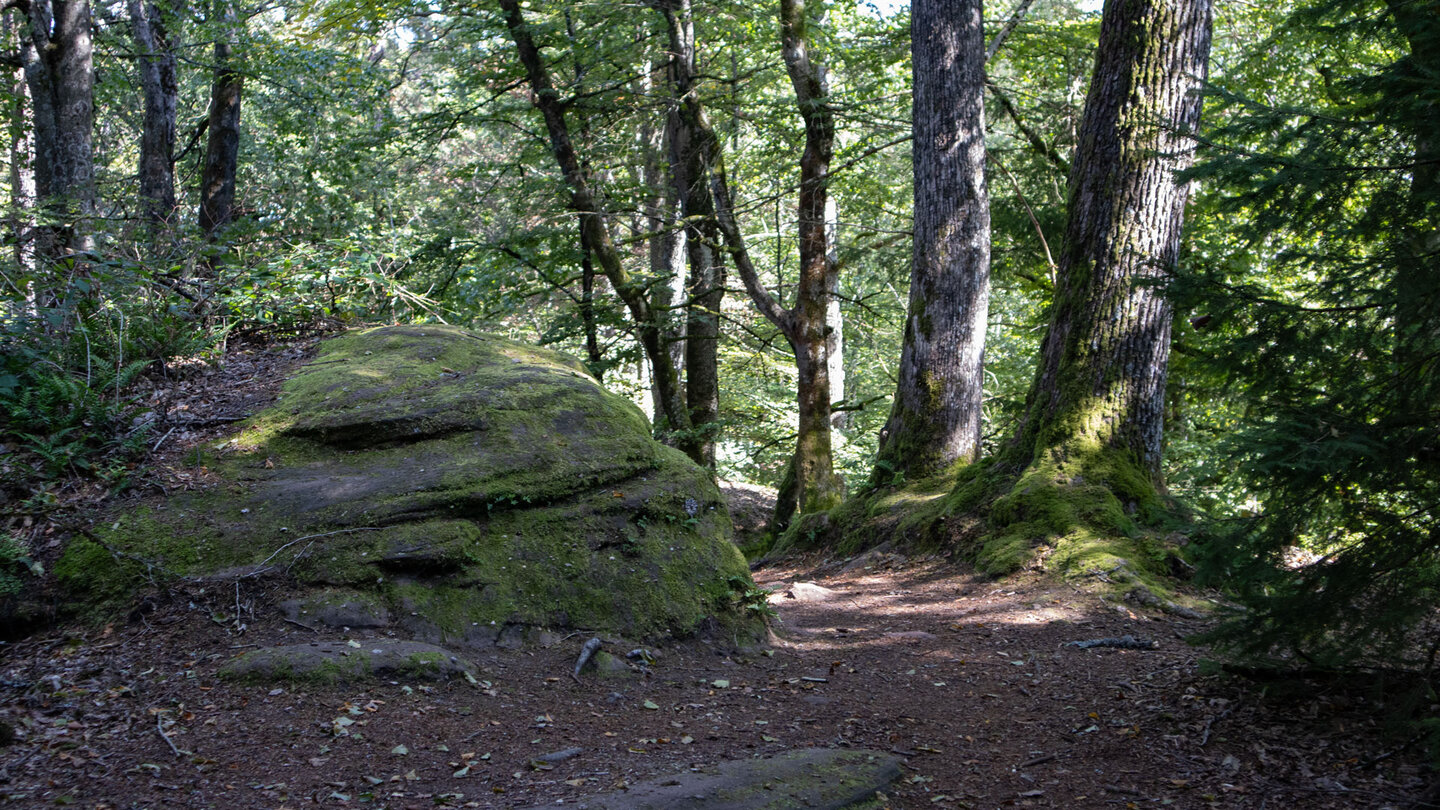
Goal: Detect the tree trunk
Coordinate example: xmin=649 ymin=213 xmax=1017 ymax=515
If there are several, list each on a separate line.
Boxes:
xmin=499 ymin=0 xmax=697 ymax=457
xmin=198 ymin=2 xmax=242 ymax=246
xmin=657 ymin=0 xmax=845 ymax=527
xmin=20 ymin=0 xmax=96 ymax=263
xmin=579 ymin=236 xmax=603 ymax=379
xmin=660 ymin=0 xmax=724 ymax=470
xmin=826 ymin=196 xmax=846 ymax=430
xmin=644 ymin=61 xmax=687 ymax=422
xmin=1007 ymin=0 xmax=1212 ymax=482
xmin=6 ymin=10 xmax=36 ymax=311
xmin=873 ymin=0 xmax=990 ymax=483
xmin=772 ymin=0 xmax=844 ymax=528
xmin=128 ymin=0 xmax=178 ymax=227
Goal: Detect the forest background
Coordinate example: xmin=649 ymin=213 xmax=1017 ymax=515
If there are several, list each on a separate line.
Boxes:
xmin=0 ymin=0 xmax=1436 ymax=692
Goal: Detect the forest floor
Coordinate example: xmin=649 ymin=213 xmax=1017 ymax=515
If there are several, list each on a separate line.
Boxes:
xmin=0 ymin=337 xmax=1433 ymax=809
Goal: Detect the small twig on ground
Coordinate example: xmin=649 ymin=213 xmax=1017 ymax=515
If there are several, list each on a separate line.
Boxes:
xmin=243 ymin=527 xmax=384 ymax=579
xmin=1200 ymin=702 xmax=1236 ymax=748
xmin=533 ymin=747 xmax=583 ymax=765
xmin=1066 ymin=636 xmax=1158 ymax=650
xmin=232 ymin=581 xmax=244 ymax=633
xmin=151 ymin=427 xmax=177 ymax=453
xmin=284 ymin=618 xmax=318 ymax=633
xmin=572 ymin=637 xmax=602 ymax=682
xmin=1360 ymin=731 xmax=1425 ymax=770
xmin=1020 ymin=754 xmax=1056 ymax=767
xmin=166 ymin=415 xmax=246 ymax=426
xmin=156 ymin=714 xmax=184 ymax=758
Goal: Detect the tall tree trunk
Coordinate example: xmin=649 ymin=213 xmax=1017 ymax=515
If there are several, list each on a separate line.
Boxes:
xmin=19 ymin=0 xmax=96 ymax=264
xmin=1008 ymin=0 xmax=1213 ymax=481
xmin=654 ymin=0 xmax=846 ymax=527
xmin=499 ymin=0 xmax=697 ymax=456
xmin=128 ymin=0 xmax=178 ymax=227
xmin=644 ymin=57 xmax=688 ymax=422
xmin=5 ymin=10 xmax=37 ymax=312
xmin=873 ymin=0 xmax=990 ymax=483
xmin=579 ymin=234 xmax=604 ymax=379
xmin=660 ymin=0 xmax=724 ymax=470
xmin=198 ymin=2 xmax=242 ymax=250
xmin=825 ymin=196 xmax=846 ymax=429
xmin=771 ymin=0 xmax=844 ymax=529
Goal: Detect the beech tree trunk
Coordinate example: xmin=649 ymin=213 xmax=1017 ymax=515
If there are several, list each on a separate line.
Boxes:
xmin=198 ymin=3 xmax=242 ymax=246
xmin=660 ymin=0 xmax=724 ymax=470
xmin=873 ymin=0 xmax=990 ymax=483
xmin=770 ymin=0 xmax=844 ymax=528
xmin=500 ymin=0 xmax=698 ymax=458
xmin=6 ymin=10 xmax=36 ymax=302
xmin=1009 ymin=0 xmax=1212 ymax=480
xmin=644 ymin=62 xmax=687 ymax=420
xmin=128 ymin=0 xmax=178 ymax=227
xmin=658 ymin=0 xmax=844 ymax=527
xmin=19 ymin=0 xmax=96 ymax=263
xmin=826 ymin=197 xmax=845 ymax=429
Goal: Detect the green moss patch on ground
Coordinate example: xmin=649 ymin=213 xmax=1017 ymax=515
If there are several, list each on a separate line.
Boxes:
xmin=64 ymin=325 xmax=763 ymax=645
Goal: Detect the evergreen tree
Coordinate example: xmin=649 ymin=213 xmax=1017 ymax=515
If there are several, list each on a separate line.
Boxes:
xmin=1188 ymin=0 xmax=1440 ymax=670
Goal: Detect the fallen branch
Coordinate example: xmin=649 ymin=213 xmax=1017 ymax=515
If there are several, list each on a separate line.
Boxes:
xmin=156 ymin=713 xmax=185 ymax=758
xmin=572 ymin=637 xmax=602 ymax=682
xmin=1065 ymin=636 xmax=1158 ymax=650
xmin=532 ymin=747 xmax=583 ymax=766
xmin=242 ymin=527 xmax=385 ymax=579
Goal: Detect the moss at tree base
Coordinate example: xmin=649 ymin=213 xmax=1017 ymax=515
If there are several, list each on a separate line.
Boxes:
xmin=772 ymin=442 xmax=1197 ymax=605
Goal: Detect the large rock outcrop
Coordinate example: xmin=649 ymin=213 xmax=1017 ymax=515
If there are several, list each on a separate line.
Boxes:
xmin=63 ymin=326 xmax=762 ymax=645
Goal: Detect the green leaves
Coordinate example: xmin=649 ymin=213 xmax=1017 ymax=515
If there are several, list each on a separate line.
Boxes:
xmin=1186 ymin=0 xmax=1440 ymax=674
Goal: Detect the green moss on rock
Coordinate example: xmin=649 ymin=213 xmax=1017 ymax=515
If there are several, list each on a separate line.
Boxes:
xmin=66 ymin=325 xmax=763 ymax=644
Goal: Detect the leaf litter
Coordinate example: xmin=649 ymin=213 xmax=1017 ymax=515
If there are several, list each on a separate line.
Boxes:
xmin=0 ymin=338 xmax=1434 ymax=808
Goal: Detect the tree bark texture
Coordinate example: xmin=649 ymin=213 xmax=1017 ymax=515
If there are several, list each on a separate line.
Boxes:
xmin=825 ymin=196 xmax=846 ymax=429
xmin=773 ymin=0 xmax=844 ymax=527
xmin=500 ymin=0 xmax=698 ymax=458
xmin=579 ymin=232 xmax=603 ymax=379
xmin=198 ymin=4 xmax=243 ymax=242
xmin=6 ymin=11 xmax=36 ymax=294
xmin=128 ymin=0 xmax=178 ymax=226
xmin=1009 ymin=0 xmax=1212 ymax=481
xmin=874 ymin=0 xmax=990 ymax=483
xmin=643 ymin=62 xmax=688 ymax=420
xmin=19 ymin=0 xmax=96 ymax=260
xmin=661 ymin=0 xmax=724 ymax=470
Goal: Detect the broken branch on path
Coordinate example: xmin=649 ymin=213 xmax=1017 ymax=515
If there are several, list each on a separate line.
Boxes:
xmin=1066 ymin=636 xmax=1158 ymax=650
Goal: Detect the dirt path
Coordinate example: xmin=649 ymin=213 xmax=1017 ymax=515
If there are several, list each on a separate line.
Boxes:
xmin=0 ymin=554 xmax=1426 ymax=809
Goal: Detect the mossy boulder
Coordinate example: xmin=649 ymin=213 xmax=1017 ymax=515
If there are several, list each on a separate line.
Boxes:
xmin=68 ymin=325 xmax=762 ymax=644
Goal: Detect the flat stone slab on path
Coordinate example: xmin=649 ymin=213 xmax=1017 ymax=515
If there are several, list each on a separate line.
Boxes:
xmin=522 ymin=748 xmax=900 ymax=810
xmin=220 ymin=639 xmax=479 ymax=683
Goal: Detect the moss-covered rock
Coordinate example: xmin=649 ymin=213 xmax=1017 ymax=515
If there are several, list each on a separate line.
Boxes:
xmin=66 ymin=326 xmax=762 ymax=644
